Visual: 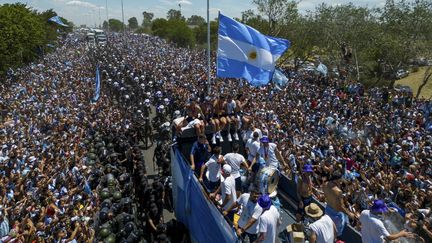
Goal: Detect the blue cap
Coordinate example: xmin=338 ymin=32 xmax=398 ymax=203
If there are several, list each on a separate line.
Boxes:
xmin=303 ymin=164 xmax=313 ymax=173
xmin=370 ymin=200 xmax=388 ymax=213
xmin=260 ymin=136 xmax=270 ymax=143
xmin=258 ymin=194 xmax=272 ymax=210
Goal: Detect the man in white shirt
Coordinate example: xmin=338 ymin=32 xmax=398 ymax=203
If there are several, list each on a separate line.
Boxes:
xmin=210 ymin=164 xmax=237 ymax=221
xmin=246 ymin=132 xmax=261 ymax=164
xmin=224 ymin=143 xmax=248 ymax=195
xmin=223 ymin=189 xmax=262 ymax=242
xmin=253 ymin=136 xmax=288 ymax=170
xmin=255 ymin=194 xmax=280 ymax=243
xmin=199 ymin=146 xmax=223 ymax=193
xmin=305 ymin=203 xmax=335 ymax=243
xmin=360 ymin=200 xmax=414 ymax=243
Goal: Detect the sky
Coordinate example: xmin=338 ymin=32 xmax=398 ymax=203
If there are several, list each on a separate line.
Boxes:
xmin=0 ymin=0 xmax=388 ymax=27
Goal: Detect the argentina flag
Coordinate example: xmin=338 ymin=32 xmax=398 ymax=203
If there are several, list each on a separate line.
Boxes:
xmin=48 ymin=16 xmax=68 ymax=27
xmin=92 ymin=65 xmax=101 ymax=102
xmin=217 ymin=13 xmax=290 ymax=86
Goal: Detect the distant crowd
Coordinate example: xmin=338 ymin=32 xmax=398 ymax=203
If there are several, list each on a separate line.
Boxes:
xmin=0 ymin=30 xmax=431 ymax=243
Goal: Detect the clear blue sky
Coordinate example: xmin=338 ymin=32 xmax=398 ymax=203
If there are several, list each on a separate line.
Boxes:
xmin=0 ymin=0 xmax=388 ymax=26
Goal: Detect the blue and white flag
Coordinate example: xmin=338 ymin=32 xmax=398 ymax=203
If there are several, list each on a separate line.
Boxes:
xmin=92 ymin=65 xmax=101 ymax=102
xmin=272 ymin=68 xmax=289 ymax=89
xmin=217 ymin=13 xmax=290 ymax=86
xmin=316 ymin=62 xmax=328 ymax=77
xmin=48 ymin=16 xmax=68 ymax=27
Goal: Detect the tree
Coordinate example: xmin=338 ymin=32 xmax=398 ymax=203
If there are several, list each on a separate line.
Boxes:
xmin=167 ymin=9 xmax=184 ymax=21
xmin=0 ymin=3 xmax=66 ymax=77
xmin=142 ymin=11 xmax=154 ymax=27
xmin=252 ymin=0 xmax=299 ymax=35
xmin=102 ymin=20 xmax=109 ymax=30
xmin=187 ymin=15 xmax=205 ymax=26
xmin=167 ymin=20 xmax=195 ymax=47
xmin=152 ymin=18 xmax=169 ymax=38
xmin=128 ymin=17 xmax=138 ymax=29
xmin=108 ymin=18 xmax=125 ymax=32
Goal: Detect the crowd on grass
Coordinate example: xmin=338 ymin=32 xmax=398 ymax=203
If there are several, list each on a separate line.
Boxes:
xmin=0 ymin=30 xmax=432 ymax=242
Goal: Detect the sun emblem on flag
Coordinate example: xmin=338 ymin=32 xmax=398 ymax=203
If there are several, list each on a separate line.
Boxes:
xmin=248 ymin=50 xmax=257 ymax=60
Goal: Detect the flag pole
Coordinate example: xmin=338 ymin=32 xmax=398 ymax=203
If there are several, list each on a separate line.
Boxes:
xmin=206 ymin=0 xmax=211 ymax=94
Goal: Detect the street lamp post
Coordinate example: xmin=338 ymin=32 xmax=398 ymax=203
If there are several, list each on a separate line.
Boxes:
xmin=105 ymin=0 xmax=109 ymax=32
xmin=121 ymin=0 xmax=125 ymax=37
xmin=207 ymin=0 xmax=211 ymax=94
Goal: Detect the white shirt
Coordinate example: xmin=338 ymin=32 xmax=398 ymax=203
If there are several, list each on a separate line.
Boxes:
xmin=237 ymin=193 xmax=263 ymax=234
xmin=243 ymin=128 xmax=263 ymax=143
xmin=246 ymin=138 xmax=260 ymax=162
xmin=204 ymin=155 xmax=222 ymax=182
xmin=309 ymin=215 xmax=335 ymax=243
xmin=257 ymin=143 xmax=279 ymax=168
xmin=258 ymin=205 xmax=280 ymax=243
xmin=224 ymin=153 xmax=245 ymax=179
xmin=360 ymin=210 xmax=390 ymax=243
xmin=221 ymin=175 xmax=237 ymax=211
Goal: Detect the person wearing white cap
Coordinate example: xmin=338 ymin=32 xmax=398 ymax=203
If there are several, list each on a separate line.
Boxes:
xmin=210 ymin=164 xmax=237 ymax=220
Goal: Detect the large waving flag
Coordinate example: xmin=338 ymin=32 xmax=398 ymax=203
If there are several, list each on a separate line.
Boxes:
xmin=48 ymin=16 xmax=68 ymax=27
xmin=92 ymin=65 xmax=101 ymax=102
xmin=217 ymin=13 xmax=290 ymax=86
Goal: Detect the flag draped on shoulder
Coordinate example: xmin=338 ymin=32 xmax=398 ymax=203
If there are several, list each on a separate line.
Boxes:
xmin=92 ymin=65 xmax=101 ymax=102
xmin=48 ymin=16 xmax=68 ymax=27
xmin=216 ymin=13 xmax=290 ymax=86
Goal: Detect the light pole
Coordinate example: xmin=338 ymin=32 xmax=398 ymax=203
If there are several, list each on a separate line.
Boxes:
xmin=105 ymin=0 xmax=109 ymax=32
xmin=206 ymin=0 xmax=211 ymax=94
xmin=121 ymin=0 xmax=125 ymax=36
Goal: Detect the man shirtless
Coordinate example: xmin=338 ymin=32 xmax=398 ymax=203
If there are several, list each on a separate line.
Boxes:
xmin=212 ymin=95 xmax=228 ymax=142
xmin=296 ymin=164 xmax=314 ymax=220
xmin=176 ymin=97 xmax=205 ymax=136
xmin=323 ymin=170 xmax=356 ymax=237
xmin=201 ymin=97 xmax=221 ymax=145
xmin=225 ymin=95 xmax=240 ymax=142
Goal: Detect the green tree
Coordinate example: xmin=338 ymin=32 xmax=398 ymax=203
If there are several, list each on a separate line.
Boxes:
xmin=103 ymin=20 xmax=109 ymax=30
xmin=167 ymin=9 xmax=184 ymax=21
xmin=0 ymin=3 xmax=46 ymax=75
xmin=187 ymin=15 xmax=205 ymax=25
xmin=152 ymin=18 xmax=169 ymax=38
xmin=167 ymin=20 xmax=195 ymax=47
xmin=142 ymin=11 xmax=154 ymax=27
xmin=128 ymin=17 xmax=138 ymax=29
xmin=108 ymin=18 xmax=125 ymax=32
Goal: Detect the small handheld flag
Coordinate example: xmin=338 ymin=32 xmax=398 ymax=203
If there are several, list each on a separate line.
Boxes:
xmin=92 ymin=65 xmax=101 ymax=102
xmin=216 ymin=13 xmax=290 ymax=86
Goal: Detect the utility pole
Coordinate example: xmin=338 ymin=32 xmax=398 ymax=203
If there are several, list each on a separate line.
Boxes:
xmin=121 ymin=0 xmax=125 ymax=37
xmin=206 ymin=0 xmax=211 ymax=94
xmin=105 ymin=0 xmax=109 ymax=32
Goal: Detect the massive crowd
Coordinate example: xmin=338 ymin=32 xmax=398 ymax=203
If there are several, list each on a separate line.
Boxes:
xmin=0 ymin=29 xmax=431 ymax=243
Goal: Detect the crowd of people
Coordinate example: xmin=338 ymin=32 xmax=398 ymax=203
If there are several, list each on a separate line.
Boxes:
xmin=1 ymin=27 xmax=432 ymax=243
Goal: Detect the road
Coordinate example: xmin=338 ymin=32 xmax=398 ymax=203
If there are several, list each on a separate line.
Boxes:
xmin=141 ymin=106 xmax=175 ymax=222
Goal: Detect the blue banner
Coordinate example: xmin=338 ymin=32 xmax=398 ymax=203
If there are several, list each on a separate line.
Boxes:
xmin=171 ymin=148 xmax=238 ymax=243
xmin=92 ymin=65 xmax=101 ymax=102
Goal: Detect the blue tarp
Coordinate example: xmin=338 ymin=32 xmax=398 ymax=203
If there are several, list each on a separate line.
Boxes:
xmin=171 ymin=148 xmax=238 ymax=243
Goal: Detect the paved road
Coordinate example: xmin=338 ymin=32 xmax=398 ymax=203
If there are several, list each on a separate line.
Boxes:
xmin=141 ymin=106 xmax=175 ymax=222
